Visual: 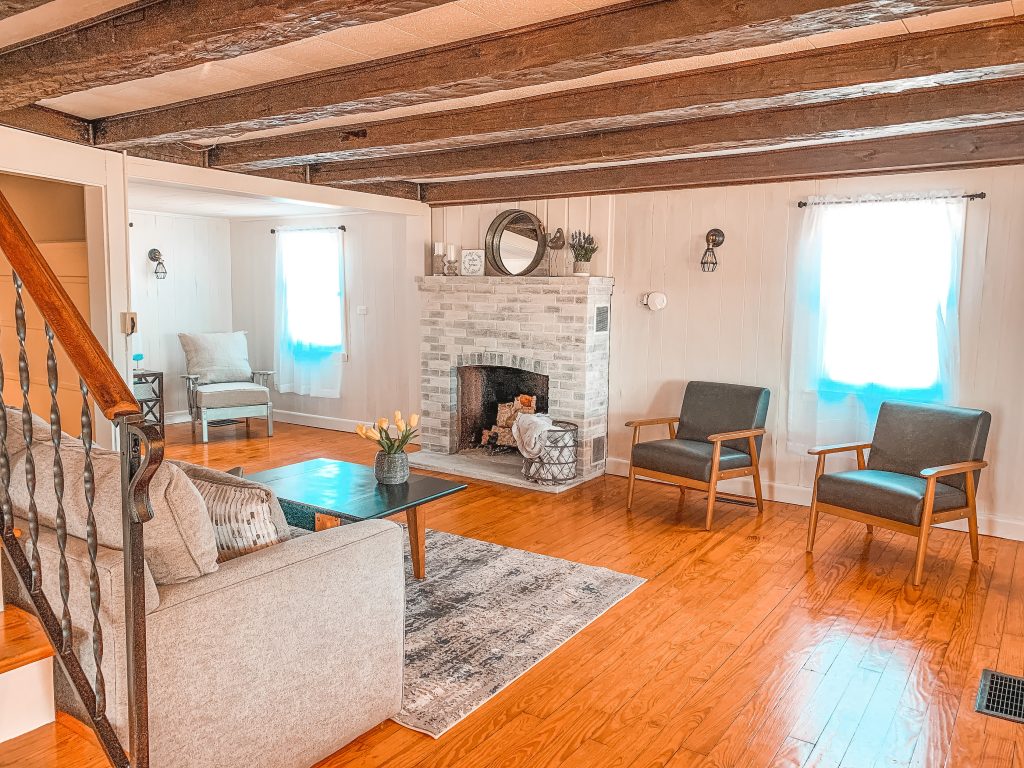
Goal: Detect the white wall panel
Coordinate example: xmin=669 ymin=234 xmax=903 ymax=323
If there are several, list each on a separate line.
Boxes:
xmin=432 ymin=164 xmax=1024 ymax=540
xmin=128 ymin=211 xmax=233 ymax=415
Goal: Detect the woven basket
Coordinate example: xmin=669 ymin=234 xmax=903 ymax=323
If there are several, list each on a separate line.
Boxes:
xmin=522 ymin=420 xmax=579 ymax=485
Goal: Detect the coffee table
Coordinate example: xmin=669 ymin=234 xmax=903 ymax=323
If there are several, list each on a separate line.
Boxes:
xmin=249 ymin=458 xmax=467 ymax=579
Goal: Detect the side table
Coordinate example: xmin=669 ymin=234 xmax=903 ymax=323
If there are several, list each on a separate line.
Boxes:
xmin=132 ymin=369 xmax=165 ymax=437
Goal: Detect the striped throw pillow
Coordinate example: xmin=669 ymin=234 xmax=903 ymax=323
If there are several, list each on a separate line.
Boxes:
xmin=191 ymin=478 xmax=286 ymax=562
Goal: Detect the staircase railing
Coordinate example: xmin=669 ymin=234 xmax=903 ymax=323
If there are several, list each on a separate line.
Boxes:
xmin=0 ymin=188 xmax=160 ymax=768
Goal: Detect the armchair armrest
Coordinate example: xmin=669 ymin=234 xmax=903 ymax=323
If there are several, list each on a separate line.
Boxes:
xmin=920 ymin=460 xmax=988 ymax=479
xmin=707 ymin=428 xmax=765 ymax=442
xmin=624 ymin=416 xmax=679 ymax=428
xmin=251 ymin=370 xmax=274 ymax=386
xmin=808 ymin=441 xmax=872 ymax=456
xmin=626 ymin=416 xmax=679 ymax=442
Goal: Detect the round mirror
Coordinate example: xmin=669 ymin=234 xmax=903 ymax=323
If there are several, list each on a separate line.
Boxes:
xmin=485 ymin=209 xmax=547 ymax=276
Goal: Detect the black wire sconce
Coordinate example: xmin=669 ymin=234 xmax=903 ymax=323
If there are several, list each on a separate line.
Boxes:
xmin=148 ymin=248 xmax=167 ymax=279
xmin=701 ymin=229 xmax=724 ymax=273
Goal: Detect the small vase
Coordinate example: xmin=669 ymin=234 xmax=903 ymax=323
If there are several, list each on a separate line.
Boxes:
xmin=375 ymin=451 xmax=410 ymax=484
xmin=573 ymin=261 xmax=591 ymax=277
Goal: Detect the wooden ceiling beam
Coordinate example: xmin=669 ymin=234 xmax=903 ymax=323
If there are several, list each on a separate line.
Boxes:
xmin=210 ymin=20 xmax=1024 ymax=172
xmin=0 ymin=1 xmax=50 ymax=20
xmin=91 ymin=0 xmax=993 ymax=148
xmin=0 ymin=0 xmax=453 ymax=109
xmin=420 ymin=123 xmax=1024 ymax=205
xmin=309 ymin=78 xmax=1024 ymax=184
xmin=0 ymin=105 xmax=92 ymax=143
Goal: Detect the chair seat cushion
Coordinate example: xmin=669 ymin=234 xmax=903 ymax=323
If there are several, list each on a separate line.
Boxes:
xmin=195 ymin=382 xmax=270 ymax=409
xmin=631 ymin=439 xmax=751 ymax=482
xmin=816 ymin=470 xmax=967 ymax=527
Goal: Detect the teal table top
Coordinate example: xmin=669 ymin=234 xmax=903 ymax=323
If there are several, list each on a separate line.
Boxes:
xmin=249 ymin=458 xmax=467 ymax=526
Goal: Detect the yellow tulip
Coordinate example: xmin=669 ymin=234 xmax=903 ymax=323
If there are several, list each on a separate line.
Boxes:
xmin=409 ymin=413 xmax=420 ymax=428
xmin=396 ymin=418 xmax=407 ymax=432
xmin=355 ymin=424 xmax=366 ymax=438
xmin=367 ymin=427 xmax=381 ymax=441
xmin=377 ymin=417 xmax=389 ymax=430
xmin=394 ymin=410 xmax=403 ymax=425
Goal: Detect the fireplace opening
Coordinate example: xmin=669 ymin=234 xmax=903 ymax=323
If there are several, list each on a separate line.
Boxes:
xmin=456 ymin=365 xmax=550 ymax=452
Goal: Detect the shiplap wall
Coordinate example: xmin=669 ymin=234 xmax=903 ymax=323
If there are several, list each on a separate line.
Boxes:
xmin=128 ymin=211 xmax=233 ymax=416
xmin=431 ymin=164 xmax=1024 ymax=540
xmin=230 ymin=212 xmax=427 ymax=430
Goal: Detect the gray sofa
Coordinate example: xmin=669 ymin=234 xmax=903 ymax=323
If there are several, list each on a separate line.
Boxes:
xmin=2 ymin=410 xmax=405 ymax=768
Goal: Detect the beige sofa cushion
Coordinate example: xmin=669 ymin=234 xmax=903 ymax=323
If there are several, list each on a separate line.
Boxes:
xmin=195 ymin=382 xmax=269 ymax=409
xmin=178 ymin=331 xmax=253 ymax=385
xmin=3 ymin=405 xmax=80 ymax=456
xmin=172 ymin=462 xmax=290 ymax=562
xmin=9 ymin=443 xmax=219 ymax=585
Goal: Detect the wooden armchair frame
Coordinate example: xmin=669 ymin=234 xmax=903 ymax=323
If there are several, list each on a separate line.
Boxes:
xmin=625 ymin=417 xmax=766 ymax=530
xmin=805 ymin=441 xmax=987 ymax=586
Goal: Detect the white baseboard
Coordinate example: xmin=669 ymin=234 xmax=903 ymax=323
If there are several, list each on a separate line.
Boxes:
xmin=605 ymin=456 xmax=1024 ymax=542
xmin=272 ymin=409 xmax=362 ymax=433
xmin=165 ymin=410 xmax=191 ymax=425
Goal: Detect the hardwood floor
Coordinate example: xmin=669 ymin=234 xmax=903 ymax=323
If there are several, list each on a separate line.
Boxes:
xmin=165 ymin=421 xmax=1024 ymax=768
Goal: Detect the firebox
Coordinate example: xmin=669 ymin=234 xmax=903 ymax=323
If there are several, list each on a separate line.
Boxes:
xmin=456 ymin=365 xmax=550 ymax=452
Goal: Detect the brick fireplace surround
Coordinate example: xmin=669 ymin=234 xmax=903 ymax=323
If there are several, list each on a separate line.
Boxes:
xmin=415 ymin=276 xmax=614 ymax=485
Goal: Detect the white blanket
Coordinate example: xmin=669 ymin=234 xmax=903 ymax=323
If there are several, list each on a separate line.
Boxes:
xmin=512 ymin=413 xmax=555 ymax=459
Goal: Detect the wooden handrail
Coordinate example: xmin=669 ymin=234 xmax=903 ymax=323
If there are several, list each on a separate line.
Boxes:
xmin=0 ymin=189 xmax=138 ymax=420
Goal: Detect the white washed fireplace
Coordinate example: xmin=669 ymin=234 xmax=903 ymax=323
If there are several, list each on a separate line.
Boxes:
xmin=415 ymin=275 xmax=613 ymax=485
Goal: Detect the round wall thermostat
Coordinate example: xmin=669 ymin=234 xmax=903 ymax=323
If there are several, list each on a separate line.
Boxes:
xmin=642 ymin=291 xmax=668 ymax=311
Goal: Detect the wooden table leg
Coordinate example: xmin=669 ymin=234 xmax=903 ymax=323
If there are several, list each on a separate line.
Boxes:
xmin=407 ymin=506 xmax=426 ymax=579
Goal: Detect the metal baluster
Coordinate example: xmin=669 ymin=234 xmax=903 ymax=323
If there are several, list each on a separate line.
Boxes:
xmin=46 ymin=323 xmax=73 ymax=654
xmin=0 ymin=344 xmax=12 ymax=538
xmin=14 ymin=272 xmax=41 ymax=593
xmin=81 ymin=378 xmax=105 ymax=717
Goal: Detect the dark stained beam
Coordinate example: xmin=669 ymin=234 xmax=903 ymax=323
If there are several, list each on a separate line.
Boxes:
xmin=0 ymin=105 xmax=91 ymax=143
xmin=0 ymin=0 xmax=453 ymax=109
xmin=0 ymin=1 xmax=50 ymax=20
xmin=244 ymin=164 xmax=420 ymax=200
xmin=334 ymin=181 xmax=422 ymax=201
xmin=210 ymin=19 xmax=1024 ymax=172
xmin=309 ymin=78 xmax=1024 ymax=184
xmin=420 ymin=123 xmax=1024 ymax=205
xmin=92 ymin=0 xmax=993 ymax=148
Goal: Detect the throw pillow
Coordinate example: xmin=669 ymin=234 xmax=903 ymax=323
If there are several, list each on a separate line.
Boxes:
xmin=178 ymin=331 xmax=253 ymax=385
xmin=2 ymin=405 xmax=81 ymax=457
xmin=172 ymin=461 xmax=290 ymax=562
xmin=9 ymin=442 xmax=220 ymax=585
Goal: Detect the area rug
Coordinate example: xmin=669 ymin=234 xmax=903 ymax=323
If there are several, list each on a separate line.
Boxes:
xmin=395 ymin=528 xmax=645 ymax=738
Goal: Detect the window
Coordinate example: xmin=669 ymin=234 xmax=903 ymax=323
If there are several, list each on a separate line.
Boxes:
xmin=787 ymin=193 xmax=967 ymax=449
xmin=274 ymin=228 xmax=346 ymax=398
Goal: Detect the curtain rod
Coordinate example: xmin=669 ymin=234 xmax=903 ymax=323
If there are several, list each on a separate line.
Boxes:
xmin=270 ymin=225 xmax=346 ymax=233
xmin=797 ymin=192 xmax=985 ymax=208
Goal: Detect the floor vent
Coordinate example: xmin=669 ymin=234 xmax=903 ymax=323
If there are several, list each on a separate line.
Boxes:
xmin=976 ymin=669 xmax=1024 ymax=723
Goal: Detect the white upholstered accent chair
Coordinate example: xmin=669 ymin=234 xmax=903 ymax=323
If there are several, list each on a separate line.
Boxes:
xmin=178 ymin=331 xmax=274 ymax=443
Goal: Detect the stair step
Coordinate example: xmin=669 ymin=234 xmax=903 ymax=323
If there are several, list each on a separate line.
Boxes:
xmin=0 ymin=606 xmax=54 ymax=676
xmin=0 ymin=712 xmax=110 ymax=768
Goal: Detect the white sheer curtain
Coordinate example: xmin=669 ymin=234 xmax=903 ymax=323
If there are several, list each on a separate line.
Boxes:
xmin=784 ymin=192 xmax=967 ymax=452
xmin=274 ymin=228 xmax=346 ymax=398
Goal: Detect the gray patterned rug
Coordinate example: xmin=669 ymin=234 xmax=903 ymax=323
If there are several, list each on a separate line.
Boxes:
xmin=395 ymin=529 xmax=645 ymax=738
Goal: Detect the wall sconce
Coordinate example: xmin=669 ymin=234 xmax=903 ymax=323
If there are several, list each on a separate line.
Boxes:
xmin=701 ymin=229 xmax=725 ymax=273
xmin=148 ymin=248 xmax=167 ymax=279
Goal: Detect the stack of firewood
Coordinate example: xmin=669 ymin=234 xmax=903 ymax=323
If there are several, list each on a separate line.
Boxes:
xmin=481 ymin=394 xmax=538 ymax=448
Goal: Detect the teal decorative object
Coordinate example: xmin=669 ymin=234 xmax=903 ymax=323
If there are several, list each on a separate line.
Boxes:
xmin=132 ymin=353 xmax=144 ymax=370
